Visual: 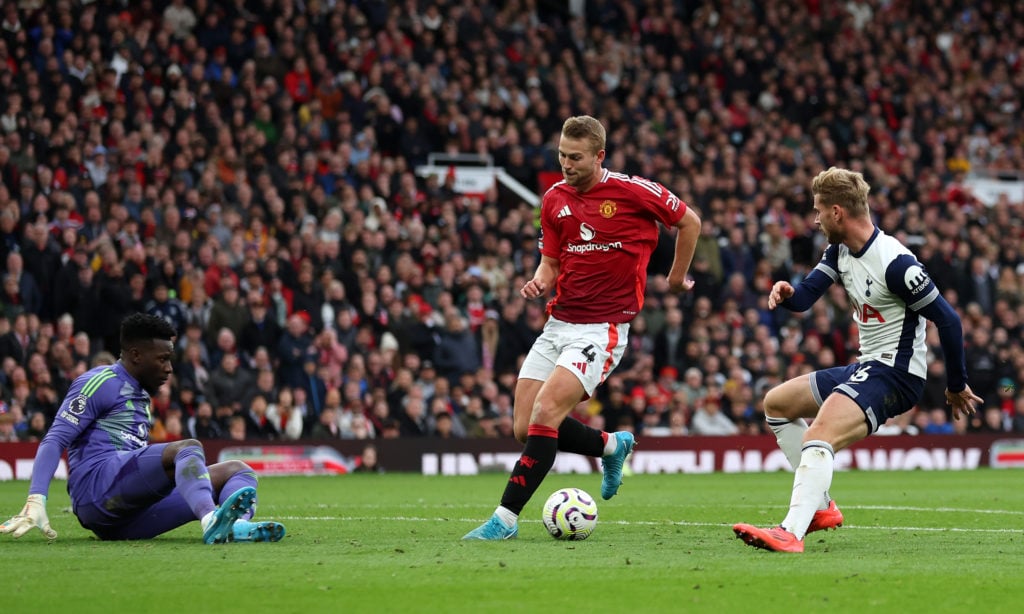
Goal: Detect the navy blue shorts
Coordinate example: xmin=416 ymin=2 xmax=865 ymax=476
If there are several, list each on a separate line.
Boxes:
xmin=810 ymin=361 xmax=926 ymax=433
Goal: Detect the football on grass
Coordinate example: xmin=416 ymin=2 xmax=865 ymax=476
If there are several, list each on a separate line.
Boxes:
xmin=542 ymin=487 xmax=598 ymax=540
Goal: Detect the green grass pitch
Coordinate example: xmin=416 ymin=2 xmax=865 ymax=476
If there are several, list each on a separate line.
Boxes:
xmin=2 ymin=469 xmax=1022 ymax=613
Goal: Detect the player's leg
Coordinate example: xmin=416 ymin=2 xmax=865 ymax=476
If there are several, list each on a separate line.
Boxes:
xmin=502 ymin=366 xmax=584 ymax=512
xmin=516 ymin=321 xmax=631 ymax=475
xmin=159 ymin=439 xmax=255 ymax=543
xmin=557 ymin=323 xmax=632 ymax=472
xmin=781 ymin=363 xmax=924 ymax=541
xmin=464 ymin=366 xmax=584 ymax=540
xmin=210 ymin=460 xmax=258 ymax=519
xmin=513 ymin=323 xmax=611 ymax=456
xmin=763 ymin=372 xmax=820 ymax=470
xmin=734 ymin=366 xmax=857 ymax=551
xmin=208 ymin=460 xmax=285 ymax=542
xmin=93 ymin=492 xmax=196 ymax=540
xmin=159 ymin=439 xmax=221 ymax=522
xmin=732 ymin=399 xmax=856 ymax=554
xmin=75 ymin=444 xmax=182 ymax=539
xmin=512 ymin=378 xmax=543 ymax=444
xmin=777 ymin=392 xmax=868 ymax=541
xmin=519 ymin=379 xmax=607 ymax=458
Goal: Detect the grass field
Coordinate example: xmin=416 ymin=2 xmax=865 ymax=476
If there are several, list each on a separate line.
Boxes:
xmin=2 ymin=469 xmax=1022 ymax=613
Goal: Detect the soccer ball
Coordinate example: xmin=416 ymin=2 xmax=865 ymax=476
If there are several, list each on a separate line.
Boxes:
xmin=542 ymin=487 xmax=598 ymax=540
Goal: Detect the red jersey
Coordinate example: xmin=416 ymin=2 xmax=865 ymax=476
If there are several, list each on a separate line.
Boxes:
xmin=538 ymin=169 xmax=687 ymax=324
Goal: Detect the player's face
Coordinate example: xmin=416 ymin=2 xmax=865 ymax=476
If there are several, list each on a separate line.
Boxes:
xmin=133 ymin=339 xmax=176 ymax=394
xmin=558 ymin=136 xmax=604 ymax=191
xmin=813 ymin=196 xmax=842 ymax=243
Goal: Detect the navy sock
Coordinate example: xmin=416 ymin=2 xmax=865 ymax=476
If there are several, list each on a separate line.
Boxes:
xmin=557 ymin=416 xmax=605 ymax=457
xmin=499 ymin=425 xmax=559 ymax=515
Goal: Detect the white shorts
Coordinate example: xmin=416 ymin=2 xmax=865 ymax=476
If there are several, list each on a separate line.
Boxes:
xmin=518 ymin=316 xmax=630 ymax=397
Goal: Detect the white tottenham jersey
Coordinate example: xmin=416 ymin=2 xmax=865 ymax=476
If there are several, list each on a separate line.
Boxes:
xmin=814 ymin=228 xmax=938 ymax=379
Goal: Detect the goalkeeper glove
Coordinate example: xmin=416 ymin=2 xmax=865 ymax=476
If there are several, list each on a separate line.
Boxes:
xmin=0 ymin=494 xmax=58 ymax=540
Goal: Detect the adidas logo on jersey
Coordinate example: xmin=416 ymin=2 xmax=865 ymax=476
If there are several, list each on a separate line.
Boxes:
xmin=556 ymin=205 xmax=572 ymax=219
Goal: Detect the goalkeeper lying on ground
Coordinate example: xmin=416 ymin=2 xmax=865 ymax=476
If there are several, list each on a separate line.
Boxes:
xmin=1 ymin=313 xmax=285 ymax=544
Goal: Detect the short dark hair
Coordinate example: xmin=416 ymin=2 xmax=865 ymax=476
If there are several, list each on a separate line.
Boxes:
xmin=120 ymin=313 xmax=177 ymax=349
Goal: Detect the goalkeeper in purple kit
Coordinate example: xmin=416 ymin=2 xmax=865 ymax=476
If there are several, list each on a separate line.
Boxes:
xmin=1 ymin=313 xmax=285 ymax=544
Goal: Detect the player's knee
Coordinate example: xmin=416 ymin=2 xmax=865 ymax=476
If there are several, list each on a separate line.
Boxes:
xmin=513 ymin=423 xmax=528 ymax=443
xmin=762 ymin=389 xmax=788 ymax=419
xmin=167 ymin=438 xmax=203 ymax=456
xmin=530 ymin=398 xmax=566 ymax=428
xmin=226 ymin=459 xmax=254 ymax=476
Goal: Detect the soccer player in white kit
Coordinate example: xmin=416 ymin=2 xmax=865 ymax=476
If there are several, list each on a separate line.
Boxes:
xmin=733 ymin=167 xmax=982 ymax=552
xmin=463 ymin=115 xmax=702 ymax=540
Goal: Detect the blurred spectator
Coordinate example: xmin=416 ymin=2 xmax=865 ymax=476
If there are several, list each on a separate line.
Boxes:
xmin=0 ymin=311 xmax=30 ymax=365
xmin=239 ymin=292 xmax=284 ymax=364
xmin=145 ymin=280 xmax=188 ymax=334
xmin=433 ymin=310 xmax=480 ymax=383
xmin=690 ymin=398 xmax=740 ymax=436
xmin=277 ymin=311 xmax=315 ymax=390
xmin=205 ymin=277 xmax=248 ymax=348
xmin=266 ymin=387 xmax=304 ymax=441
xmin=227 ymin=415 xmax=247 ymax=442
xmin=243 ymin=393 xmax=280 ymax=440
xmin=22 ymin=411 xmax=48 ymax=442
xmin=186 ymin=400 xmax=222 ymax=440
xmin=916 ymin=408 xmax=956 ymax=435
xmin=310 ymin=406 xmax=341 ymax=440
xmin=1012 ymin=397 xmax=1024 ymax=433
xmin=353 ymin=443 xmax=384 ymax=473
xmin=203 ymin=352 xmax=252 ymax=416
xmin=0 ymin=411 xmax=18 ymax=442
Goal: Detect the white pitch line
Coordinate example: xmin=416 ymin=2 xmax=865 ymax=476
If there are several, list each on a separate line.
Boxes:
xmin=287 ymin=503 xmax=1024 ymax=515
xmin=275 ymin=515 xmax=1022 ymax=534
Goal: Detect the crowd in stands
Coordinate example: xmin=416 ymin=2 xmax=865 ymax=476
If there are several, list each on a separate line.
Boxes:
xmin=1 ymin=0 xmax=1023 ymax=446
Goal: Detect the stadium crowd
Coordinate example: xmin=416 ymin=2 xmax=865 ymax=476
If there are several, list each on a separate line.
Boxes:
xmin=1 ymin=0 xmax=1023 ymax=446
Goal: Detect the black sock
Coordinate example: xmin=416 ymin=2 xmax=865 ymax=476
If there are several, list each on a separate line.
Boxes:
xmin=557 ymin=416 xmax=605 ymax=457
xmin=499 ymin=425 xmax=559 ymax=515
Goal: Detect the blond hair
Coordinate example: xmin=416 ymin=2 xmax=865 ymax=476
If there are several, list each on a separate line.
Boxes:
xmin=561 ymin=115 xmax=606 ymax=154
xmin=811 ymin=167 xmax=871 ymax=217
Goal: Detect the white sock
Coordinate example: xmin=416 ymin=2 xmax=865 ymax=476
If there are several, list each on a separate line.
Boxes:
xmin=781 ymin=440 xmax=835 ymax=540
xmin=200 ymin=510 xmax=214 ymax=531
xmin=602 ymin=433 xmax=618 ymax=456
xmin=495 ymin=506 xmax=518 ymax=527
xmin=767 ymin=416 xmax=808 ymax=470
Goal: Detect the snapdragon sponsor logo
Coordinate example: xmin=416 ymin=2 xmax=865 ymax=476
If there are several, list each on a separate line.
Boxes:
xmin=566 ymin=241 xmax=622 ymax=253
xmin=120 ymin=430 xmax=148 ymax=447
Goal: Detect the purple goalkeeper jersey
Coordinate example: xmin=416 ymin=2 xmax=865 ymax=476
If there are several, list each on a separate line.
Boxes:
xmin=30 ymin=362 xmax=154 ymax=502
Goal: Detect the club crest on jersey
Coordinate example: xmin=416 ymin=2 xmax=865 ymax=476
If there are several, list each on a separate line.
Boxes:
xmin=599 ymin=200 xmax=617 ymax=218
xmin=579 ymin=223 xmax=596 ymax=241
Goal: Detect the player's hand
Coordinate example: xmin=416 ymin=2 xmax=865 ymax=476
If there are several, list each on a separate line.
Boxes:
xmin=945 ymin=385 xmax=982 ymax=421
xmin=768 ymin=281 xmax=795 ymax=309
xmin=667 ymin=274 xmax=694 ymax=294
xmin=0 ymin=494 xmax=58 ymax=541
xmin=521 ymin=278 xmax=547 ymax=299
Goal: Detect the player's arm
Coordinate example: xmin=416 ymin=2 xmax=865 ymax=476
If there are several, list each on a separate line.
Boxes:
xmin=522 ymin=255 xmax=559 ymax=299
xmin=523 ymin=193 xmax=561 ymax=299
xmin=667 ymin=206 xmax=701 ymax=294
xmin=1 ymin=383 xmax=99 ymax=540
xmin=776 ymin=246 xmax=839 ymax=311
xmin=887 ymin=256 xmax=982 ymax=418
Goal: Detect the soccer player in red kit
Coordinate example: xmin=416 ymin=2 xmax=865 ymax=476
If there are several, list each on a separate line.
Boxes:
xmin=464 ymin=115 xmax=701 ymax=539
